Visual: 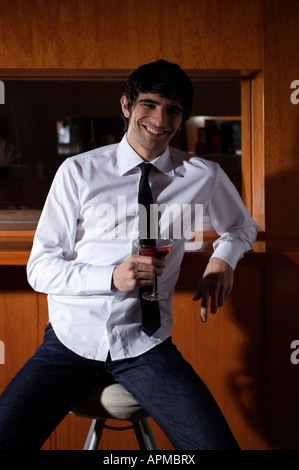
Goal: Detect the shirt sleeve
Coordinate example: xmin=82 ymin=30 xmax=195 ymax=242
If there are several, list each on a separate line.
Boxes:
xmin=207 ymin=164 xmax=258 ymax=270
xmin=26 ymin=159 xmax=115 ymax=296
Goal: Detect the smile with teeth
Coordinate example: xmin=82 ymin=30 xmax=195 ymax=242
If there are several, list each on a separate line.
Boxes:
xmin=144 ymin=125 xmax=166 ymax=135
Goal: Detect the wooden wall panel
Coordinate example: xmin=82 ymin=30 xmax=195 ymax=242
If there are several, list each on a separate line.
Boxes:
xmin=251 ymin=72 xmax=265 ymax=231
xmin=262 ymin=1 xmax=299 ymax=449
xmin=0 ymin=0 xmax=263 ymax=70
xmin=263 ymin=0 xmax=299 ymax=240
xmin=265 ymin=266 xmax=299 ymax=450
xmin=0 ymin=267 xmax=39 ymax=387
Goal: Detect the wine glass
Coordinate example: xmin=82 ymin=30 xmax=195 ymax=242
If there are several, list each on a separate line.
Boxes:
xmin=133 ymin=238 xmax=175 ymax=301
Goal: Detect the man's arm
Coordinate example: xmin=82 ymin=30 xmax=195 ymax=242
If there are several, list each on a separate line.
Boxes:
xmin=192 ymin=164 xmax=258 ymax=321
xmin=27 ymin=160 xmax=115 ymax=296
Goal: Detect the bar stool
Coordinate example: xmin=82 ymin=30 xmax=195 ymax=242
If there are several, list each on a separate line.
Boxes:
xmin=72 ymin=381 xmax=158 ymax=450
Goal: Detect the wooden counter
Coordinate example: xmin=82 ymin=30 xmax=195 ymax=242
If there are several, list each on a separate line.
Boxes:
xmin=1 ymin=228 xmax=298 ymax=267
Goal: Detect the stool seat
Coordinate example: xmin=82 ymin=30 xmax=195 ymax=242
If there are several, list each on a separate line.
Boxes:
xmin=72 ymin=382 xmax=158 ymax=450
xmin=72 ymin=382 xmax=148 ymax=421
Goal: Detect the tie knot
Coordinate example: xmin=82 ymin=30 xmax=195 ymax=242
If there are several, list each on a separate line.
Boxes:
xmin=139 ymin=162 xmax=153 ymax=177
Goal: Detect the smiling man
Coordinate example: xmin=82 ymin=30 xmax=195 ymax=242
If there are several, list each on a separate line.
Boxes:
xmin=0 ymin=60 xmax=257 ymax=450
xmin=121 ymin=93 xmax=183 ymax=160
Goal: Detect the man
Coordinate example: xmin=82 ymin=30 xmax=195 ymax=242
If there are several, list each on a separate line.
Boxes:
xmin=0 ymin=60 xmax=257 ymax=450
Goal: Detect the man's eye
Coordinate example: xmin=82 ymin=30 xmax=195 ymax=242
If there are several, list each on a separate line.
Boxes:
xmin=168 ymin=108 xmax=182 ymax=115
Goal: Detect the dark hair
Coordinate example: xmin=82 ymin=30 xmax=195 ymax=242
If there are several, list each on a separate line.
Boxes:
xmin=122 ymin=59 xmax=193 ymax=130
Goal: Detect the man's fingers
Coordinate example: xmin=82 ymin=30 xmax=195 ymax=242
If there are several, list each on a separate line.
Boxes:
xmin=209 ymin=296 xmax=217 ymax=315
xmin=201 ymin=289 xmax=219 ymax=321
xmin=200 ymin=297 xmax=209 ymax=323
xmin=201 ymin=284 xmax=226 ymax=318
xmin=212 ymin=281 xmax=231 ymax=311
xmin=135 ymin=256 xmax=164 ymax=277
xmin=134 ymin=254 xmax=164 ymax=272
xmin=136 ymin=264 xmax=157 ymax=286
xmin=193 ymin=258 xmax=234 ymax=322
xmin=193 ymin=275 xmax=215 ymax=321
xmin=217 ymin=285 xmax=229 ymax=308
xmin=112 ymin=254 xmax=165 ymax=292
xmin=193 ymin=278 xmax=210 ymax=322
xmin=192 ymin=278 xmax=202 ymax=301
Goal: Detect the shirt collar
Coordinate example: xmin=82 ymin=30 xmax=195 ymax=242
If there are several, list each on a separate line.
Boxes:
xmin=117 ymin=134 xmax=175 ymax=176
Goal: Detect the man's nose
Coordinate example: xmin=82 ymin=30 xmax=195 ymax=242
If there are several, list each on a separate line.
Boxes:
xmin=151 ymin=107 xmax=167 ymax=127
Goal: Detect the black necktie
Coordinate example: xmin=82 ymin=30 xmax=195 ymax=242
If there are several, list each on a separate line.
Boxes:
xmin=138 ymin=163 xmax=161 ymax=336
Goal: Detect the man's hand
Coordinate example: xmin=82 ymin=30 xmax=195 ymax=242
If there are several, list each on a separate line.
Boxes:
xmin=112 ymin=255 xmax=164 ymax=292
xmin=193 ymin=257 xmax=234 ymax=323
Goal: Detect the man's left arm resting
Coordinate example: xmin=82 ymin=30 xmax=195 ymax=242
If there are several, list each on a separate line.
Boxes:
xmin=193 ymin=224 xmax=257 ymax=322
xmin=193 ymin=165 xmax=258 ymax=322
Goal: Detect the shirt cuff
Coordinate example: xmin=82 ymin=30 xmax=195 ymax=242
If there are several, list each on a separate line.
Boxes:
xmin=85 ymin=264 xmax=116 ymax=294
xmin=210 ymin=242 xmax=244 ymax=271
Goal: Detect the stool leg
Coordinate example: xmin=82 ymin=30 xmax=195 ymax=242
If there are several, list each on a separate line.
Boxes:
xmin=133 ymin=419 xmax=158 ymax=450
xmin=83 ymin=419 xmax=105 ymax=450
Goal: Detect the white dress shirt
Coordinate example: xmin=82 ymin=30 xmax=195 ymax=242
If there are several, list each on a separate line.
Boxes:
xmin=27 ymin=135 xmax=258 ymax=361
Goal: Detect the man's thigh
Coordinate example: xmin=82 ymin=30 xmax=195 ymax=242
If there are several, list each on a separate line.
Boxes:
xmin=0 ymin=324 xmax=106 ymax=449
xmin=110 ymin=338 xmax=239 ymax=450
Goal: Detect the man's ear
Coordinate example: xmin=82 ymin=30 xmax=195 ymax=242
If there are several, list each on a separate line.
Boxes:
xmin=120 ymin=95 xmax=131 ymax=118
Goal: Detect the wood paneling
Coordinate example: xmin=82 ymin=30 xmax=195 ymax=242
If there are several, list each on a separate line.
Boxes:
xmin=264 ymin=266 xmax=299 ymax=450
xmin=263 ymin=0 xmax=299 ymax=240
xmin=241 ymin=80 xmax=252 ymax=214
xmin=262 ymin=1 xmax=299 ymax=448
xmin=0 ymin=0 xmax=262 ymax=70
xmin=251 ymin=72 xmax=265 ymax=231
xmin=0 ymin=267 xmax=38 ymax=387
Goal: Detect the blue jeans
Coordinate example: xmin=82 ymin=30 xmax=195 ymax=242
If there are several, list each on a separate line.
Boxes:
xmin=0 ymin=323 xmax=239 ymax=450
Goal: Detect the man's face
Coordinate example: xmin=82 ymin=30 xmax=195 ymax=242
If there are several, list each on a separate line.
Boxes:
xmin=121 ymin=93 xmax=183 ymax=161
